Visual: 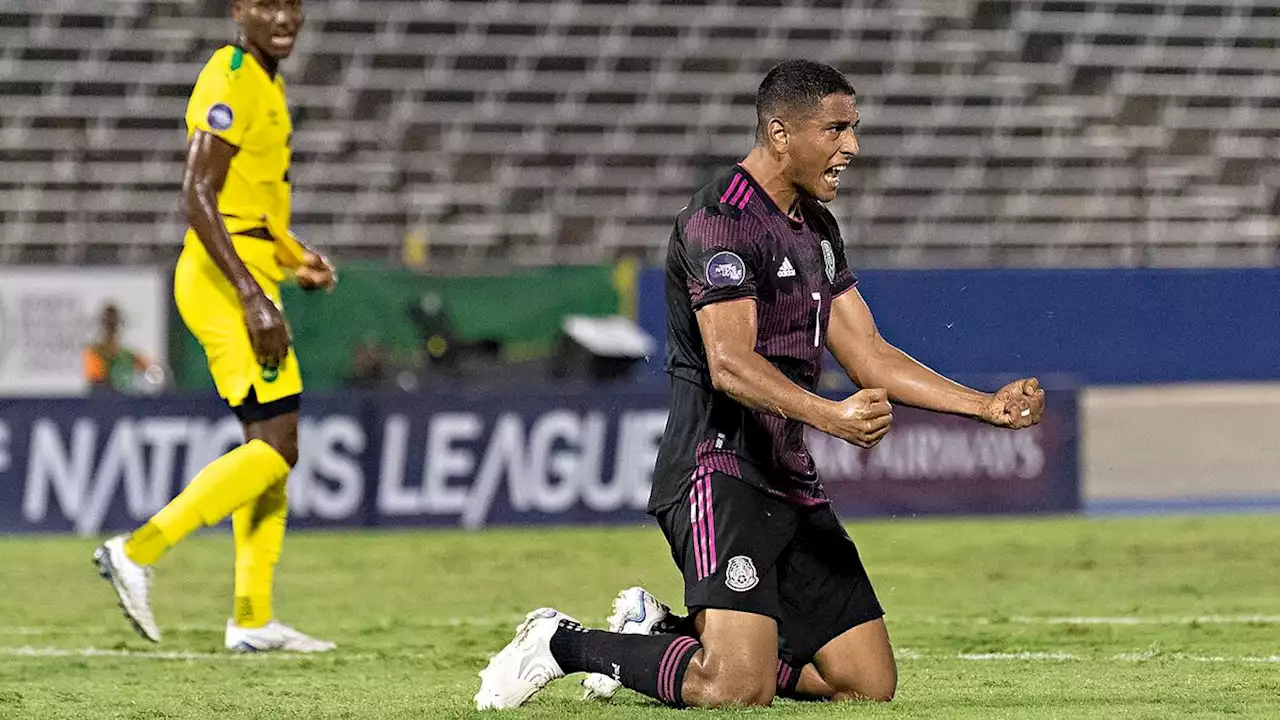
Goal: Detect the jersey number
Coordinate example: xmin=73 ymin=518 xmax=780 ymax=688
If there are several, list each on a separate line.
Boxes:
xmin=812 ymin=292 xmax=822 ymax=347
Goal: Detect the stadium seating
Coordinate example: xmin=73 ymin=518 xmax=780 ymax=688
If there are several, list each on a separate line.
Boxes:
xmin=1 ymin=0 xmax=1276 ymax=267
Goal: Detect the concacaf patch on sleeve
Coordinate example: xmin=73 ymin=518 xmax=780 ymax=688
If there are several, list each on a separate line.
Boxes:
xmin=705 ymin=250 xmax=747 ymax=288
xmin=207 ymin=103 xmax=234 ymax=131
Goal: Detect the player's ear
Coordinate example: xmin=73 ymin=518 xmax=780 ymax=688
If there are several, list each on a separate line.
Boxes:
xmin=766 ymin=117 xmax=788 ymax=154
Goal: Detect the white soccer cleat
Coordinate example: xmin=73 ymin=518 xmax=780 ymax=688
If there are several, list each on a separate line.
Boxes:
xmin=225 ymin=620 xmax=336 ymax=653
xmin=93 ymin=534 xmax=161 ymax=643
xmin=581 ymin=587 xmax=672 ymax=701
xmin=475 ymin=608 xmax=572 ymax=710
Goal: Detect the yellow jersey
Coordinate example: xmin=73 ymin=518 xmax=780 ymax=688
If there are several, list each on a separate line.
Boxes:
xmin=184 ymin=45 xmax=304 ymax=279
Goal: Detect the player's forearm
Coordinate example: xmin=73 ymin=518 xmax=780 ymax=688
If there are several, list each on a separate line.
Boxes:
xmin=183 ymin=184 xmax=263 ymax=301
xmin=710 ymin=350 xmax=841 ymax=433
xmin=854 ymin=341 xmax=988 ymax=418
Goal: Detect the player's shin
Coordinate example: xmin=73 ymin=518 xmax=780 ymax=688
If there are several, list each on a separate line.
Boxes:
xmin=232 ymin=478 xmax=288 ymax=629
xmin=124 ymin=439 xmax=290 ymax=565
xmin=550 ymin=620 xmax=703 ymax=708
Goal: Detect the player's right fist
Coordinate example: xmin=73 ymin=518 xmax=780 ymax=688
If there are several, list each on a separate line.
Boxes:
xmin=830 ymin=388 xmax=893 ymax=448
xmin=242 ymin=292 xmax=290 ymax=371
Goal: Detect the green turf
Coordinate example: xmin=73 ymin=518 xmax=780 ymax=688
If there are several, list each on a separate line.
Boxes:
xmin=1 ymin=515 xmax=1278 ymax=719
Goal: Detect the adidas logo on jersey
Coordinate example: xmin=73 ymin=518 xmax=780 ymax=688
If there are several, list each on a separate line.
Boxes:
xmin=777 ymin=257 xmax=796 ymax=278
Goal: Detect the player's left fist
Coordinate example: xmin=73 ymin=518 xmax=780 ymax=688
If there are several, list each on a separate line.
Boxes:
xmin=980 ymin=378 xmax=1045 ymax=429
xmin=296 ymin=250 xmax=337 ymax=293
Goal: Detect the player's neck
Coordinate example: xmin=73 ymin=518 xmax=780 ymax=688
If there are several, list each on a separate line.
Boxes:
xmin=739 ymin=149 xmax=802 ymax=221
xmin=237 ymin=37 xmax=279 ymax=78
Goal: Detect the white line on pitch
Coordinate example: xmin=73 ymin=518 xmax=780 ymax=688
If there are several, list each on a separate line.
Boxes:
xmin=1005 ymin=615 xmax=1280 ymax=626
xmin=890 ymin=649 xmax=1078 ymax=662
xmin=1114 ymin=651 xmax=1280 ymax=664
xmin=957 ymin=651 xmax=1077 ymax=661
xmin=0 ymin=615 xmax=530 ymax=636
xmin=3 ymin=614 xmax=1278 ymax=638
xmin=896 ymin=648 xmax=1280 ymax=664
xmin=8 ymin=645 xmax=1279 ymax=665
xmin=0 ymin=646 xmax=378 ymax=661
xmin=901 ymin=614 xmax=1280 ymax=627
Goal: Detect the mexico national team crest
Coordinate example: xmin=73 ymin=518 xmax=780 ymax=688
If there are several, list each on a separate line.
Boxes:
xmin=821 ymin=240 xmax=836 ymax=284
xmin=705 ymin=251 xmax=746 ymax=288
xmin=725 ymin=555 xmax=759 ymax=592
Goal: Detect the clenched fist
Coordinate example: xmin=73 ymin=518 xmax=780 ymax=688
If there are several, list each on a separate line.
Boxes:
xmin=242 ymin=292 xmax=290 ymax=371
xmin=828 ymin=387 xmax=893 ymax=448
xmin=980 ymin=378 xmax=1045 ymax=429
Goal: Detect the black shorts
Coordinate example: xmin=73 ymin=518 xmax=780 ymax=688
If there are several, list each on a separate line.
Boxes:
xmin=231 ymin=387 xmax=300 ymax=425
xmin=655 ymin=470 xmax=884 ymax=666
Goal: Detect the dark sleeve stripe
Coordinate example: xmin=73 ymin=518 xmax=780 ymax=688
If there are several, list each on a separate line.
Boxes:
xmin=832 ymin=280 xmax=859 ymax=300
xmin=691 ymin=288 xmax=757 ymax=311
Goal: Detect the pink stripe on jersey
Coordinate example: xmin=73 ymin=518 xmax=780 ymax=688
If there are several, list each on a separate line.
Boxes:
xmin=701 ymin=472 xmax=717 ymax=577
xmin=772 ymin=485 xmax=830 ymax=507
xmin=736 ymin=186 xmax=754 ymax=209
xmin=700 ymin=479 xmax=711 ymax=578
xmin=695 ymin=439 xmax=742 ymax=477
xmin=729 ymin=177 xmax=750 ymax=206
xmin=689 ymin=481 xmax=704 ymax=580
xmin=719 ymin=175 xmax=744 ymax=204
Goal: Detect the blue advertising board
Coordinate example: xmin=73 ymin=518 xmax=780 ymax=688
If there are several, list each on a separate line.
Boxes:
xmin=0 ymin=388 xmax=1077 ymax=535
xmin=638 ymin=267 xmax=1280 ymax=385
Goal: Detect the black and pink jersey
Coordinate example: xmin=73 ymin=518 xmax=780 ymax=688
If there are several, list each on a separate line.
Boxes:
xmin=650 ymin=165 xmax=858 ymax=512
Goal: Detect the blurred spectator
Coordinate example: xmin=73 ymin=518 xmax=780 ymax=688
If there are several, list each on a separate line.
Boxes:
xmin=343 ymin=338 xmax=394 ymax=390
xmin=83 ymin=303 xmax=163 ymax=393
xmin=405 ymin=293 xmax=460 ymax=387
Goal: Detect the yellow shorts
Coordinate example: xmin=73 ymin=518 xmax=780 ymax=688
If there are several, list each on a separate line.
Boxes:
xmin=174 ymin=232 xmax=302 ymax=409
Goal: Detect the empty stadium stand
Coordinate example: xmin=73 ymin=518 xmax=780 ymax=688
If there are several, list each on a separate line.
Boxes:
xmin=1 ymin=0 xmax=1276 ymax=268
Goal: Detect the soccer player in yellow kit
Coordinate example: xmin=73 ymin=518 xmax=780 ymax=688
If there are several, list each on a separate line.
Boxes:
xmin=94 ymin=0 xmax=336 ymax=653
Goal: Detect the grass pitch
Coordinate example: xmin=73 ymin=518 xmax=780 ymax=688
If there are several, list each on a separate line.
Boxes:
xmin=1 ymin=515 xmax=1278 ymax=719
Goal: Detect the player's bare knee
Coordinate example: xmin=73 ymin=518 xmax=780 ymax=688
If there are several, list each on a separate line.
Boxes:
xmin=828 ymin=675 xmax=896 ymax=703
xmin=241 ymin=409 xmax=299 ymax=466
xmin=832 ymin=686 xmax=894 ymax=703
xmin=699 ymin=680 xmax=775 ymax=708
xmin=246 ymin=419 xmax=299 ymax=467
xmin=687 ymin=663 xmax=776 ymax=707
xmin=253 ymin=432 xmax=297 ymax=467
xmin=249 ymin=433 xmax=297 ymax=466
xmin=273 ymin=437 xmax=299 ymax=467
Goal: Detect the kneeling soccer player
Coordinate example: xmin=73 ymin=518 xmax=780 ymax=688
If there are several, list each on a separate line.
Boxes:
xmin=475 ymin=59 xmax=1045 ymax=709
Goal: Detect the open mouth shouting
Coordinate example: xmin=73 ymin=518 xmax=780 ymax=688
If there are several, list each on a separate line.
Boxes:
xmin=823 ymin=162 xmax=848 ymax=191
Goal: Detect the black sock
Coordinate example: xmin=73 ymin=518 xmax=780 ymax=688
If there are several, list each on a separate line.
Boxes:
xmin=661 ymin=611 xmax=695 ymax=637
xmin=776 ymin=659 xmax=803 ymax=698
xmin=549 ymin=620 xmax=702 ymax=707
